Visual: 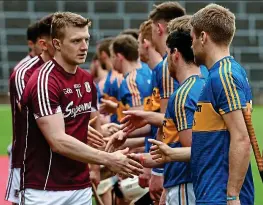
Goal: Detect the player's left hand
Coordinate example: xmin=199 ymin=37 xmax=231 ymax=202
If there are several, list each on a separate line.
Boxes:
xmin=99 ymin=98 xmax=118 ymax=114
xmin=149 ymin=174 xmax=163 ymax=203
xmin=105 ymin=130 xmax=127 ymax=153
xmin=89 ymin=165 xmax=101 ymax=188
xmin=87 ymin=125 xmax=106 ymax=149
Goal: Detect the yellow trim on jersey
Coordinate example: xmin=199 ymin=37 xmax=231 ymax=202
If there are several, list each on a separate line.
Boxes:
xmin=162 ymin=58 xmax=167 ymax=98
xmin=223 ymin=59 xmax=237 ymax=110
xmin=176 ymin=78 xmax=194 ymax=131
xmin=219 ymin=61 xmax=232 ymax=111
xmin=127 ymin=71 xmax=141 ymax=107
xmin=181 ymin=77 xmax=196 ymax=130
xmin=193 ymin=102 xmax=227 ymax=132
xmin=227 ymin=58 xmax=241 ymax=109
xmin=163 ymin=118 xmax=179 ymax=144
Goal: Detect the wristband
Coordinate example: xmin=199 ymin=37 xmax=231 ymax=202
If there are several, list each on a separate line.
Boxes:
xmin=227 ymin=196 xmax=239 ymax=201
xmin=139 ymin=154 xmax=145 ymax=167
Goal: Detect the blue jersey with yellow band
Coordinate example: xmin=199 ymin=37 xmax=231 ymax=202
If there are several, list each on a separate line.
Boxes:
xmin=103 ymin=70 xmax=121 ymax=124
xmin=191 ymin=56 xmax=254 ymax=204
xmin=163 ymin=75 xmax=206 ymax=188
xmin=153 ymin=57 xmax=179 ymax=101
xmin=118 ymin=67 xmax=152 ymax=120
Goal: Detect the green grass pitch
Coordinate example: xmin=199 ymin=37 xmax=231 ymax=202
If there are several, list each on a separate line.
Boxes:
xmin=0 ymin=104 xmax=262 ymax=204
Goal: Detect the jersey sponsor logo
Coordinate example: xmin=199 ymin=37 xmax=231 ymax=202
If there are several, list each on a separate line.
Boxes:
xmin=84 ymin=82 xmax=91 ymax=93
xmin=74 ymin=84 xmax=82 ymax=98
xmin=147 ymin=79 xmax=151 ymax=84
xmin=64 ymin=101 xmax=92 ymax=118
xmin=63 ymin=88 xmax=73 ymax=95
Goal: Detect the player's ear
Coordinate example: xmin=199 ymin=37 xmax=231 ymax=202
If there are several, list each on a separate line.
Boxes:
xmin=143 ymin=39 xmax=150 ymax=48
xmin=38 ymin=38 xmax=47 ymax=51
xmin=200 ymin=31 xmax=207 ymax=46
xmin=116 ymin=53 xmax=123 ymax=60
xmin=52 ymin=38 xmax=61 ymax=51
xmin=157 ymin=23 xmax=164 ymax=36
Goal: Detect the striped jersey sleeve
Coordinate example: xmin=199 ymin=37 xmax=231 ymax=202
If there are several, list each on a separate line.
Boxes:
xmin=30 ymin=61 xmax=61 ymax=118
xmin=123 ymin=70 xmax=142 ymax=107
xmin=173 ymin=77 xmax=197 ymax=132
xmin=14 ymin=56 xmax=41 ymax=101
xmin=156 ymin=57 xmax=179 ymax=99
xmin=214 ymin=58 xmax=247 ymax=115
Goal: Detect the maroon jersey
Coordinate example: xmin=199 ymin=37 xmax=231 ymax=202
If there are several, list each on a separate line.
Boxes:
xmin=13 ymin=55 xmax=32 ymax=72
xmin=9 ymin=55 xmax=44 ymax=168
xmin=20 ymin=59 xmax=97 ymax=191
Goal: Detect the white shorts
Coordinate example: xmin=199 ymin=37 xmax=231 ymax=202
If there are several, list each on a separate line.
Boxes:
xmin=5 ymin=168 xmax=21 ymax=204
xmin=19 ymin=187 xmax=92 ymax=205
xmin=166 ymin=183 xmax=195 ymax=205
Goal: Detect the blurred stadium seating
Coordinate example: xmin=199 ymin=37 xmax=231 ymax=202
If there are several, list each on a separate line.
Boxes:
xmin=0 ymin=0 xmax=263 ymax=103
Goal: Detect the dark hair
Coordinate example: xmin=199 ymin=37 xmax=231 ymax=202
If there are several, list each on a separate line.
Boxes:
xmin=92 ymin=53 xmax=98 ymax=61
xmin=149 ymin=2 xmax=186 ymax=23
xmin=120 ymin=28 xmax=139 ymax=40
xmin=166 ymin=30 xmax=194 ymax=64
xmin=111 ymin=34 xmax=138 ymax=62
xmin=97 ymin=37 xmax=114 ymax=57
xmin=38 ymin=14 xmax=54 ymax=38
xmin=27 ymin=22 xmax=39 ymax=43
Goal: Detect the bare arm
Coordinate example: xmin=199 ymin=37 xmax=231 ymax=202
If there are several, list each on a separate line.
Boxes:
xmin=36 ymin=112 xmax=144 ymax=178
xmin=222 ymin=110 xmax=251 ymax=197
xmin=178 ymin=129 xmax=192 ymax=147
xmin=149 ymin=139 xmax=191 ymax=163
xmin=119 ymin=137 xmax=145 ymax=150
xmin=37 ymin=113 xmax=111 ymax=165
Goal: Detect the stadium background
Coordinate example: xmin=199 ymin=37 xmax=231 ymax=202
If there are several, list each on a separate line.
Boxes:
xmin=0 ymin=0 xmax=262 ymax=204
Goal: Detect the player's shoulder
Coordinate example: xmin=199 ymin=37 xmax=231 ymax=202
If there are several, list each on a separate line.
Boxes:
xmin=175 ymin=76 xmax=203 ymax=104
xmin=153 ymin=59 xmax=164 ymax=73
xmin=211 ymin=57 xmax=246 ymax=88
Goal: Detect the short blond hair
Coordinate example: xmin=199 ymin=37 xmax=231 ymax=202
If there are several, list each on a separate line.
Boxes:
xmin=139 ymin=20 xmax=153 ymax=43
xmin=167 ymin=15 xmax=192 ymax=34
xmin=51 ymin=12 xmax=91 ymax=40
xmin=190 ymin=3 xmax=235 ymax=46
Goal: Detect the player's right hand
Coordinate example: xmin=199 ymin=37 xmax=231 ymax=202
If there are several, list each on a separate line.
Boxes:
xmin=121 ymin=110 xmax=148 ymax=134
xmin=149 ymin=139 xmax=174 ymax=163
xmin=149 ymin=174 xmax=164 ymax=203
xmin=138 ymin=167 xmax=151 ymax=188
xmin=107 ymin=148 xmax=144 ymax=178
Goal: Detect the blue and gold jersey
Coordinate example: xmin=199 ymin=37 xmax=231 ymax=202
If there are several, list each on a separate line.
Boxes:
xmin=103 ymin=70 xmax=121 ymax=124
xmin=191 ymin=56 xmax=254 ymax=204
xmin=152 ymin=57 xmax=179 ymax=102
xmin=117 ymin=67 xmax=152 ymax=121
xmin=163 ymin=75 xmax=206 ymax=188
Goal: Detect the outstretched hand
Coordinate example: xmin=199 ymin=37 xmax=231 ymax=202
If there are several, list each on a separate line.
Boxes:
xmin=107 ymin=148 xmax=144 ymax=178
xmin=120 ymin=110 xmax=148 ymax=134
xmin=149 ymin=139 xmax=174 ymax=164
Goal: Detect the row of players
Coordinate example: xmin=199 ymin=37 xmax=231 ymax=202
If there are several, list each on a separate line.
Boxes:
xmin=6 ymin=1 xmax=254 ymax=205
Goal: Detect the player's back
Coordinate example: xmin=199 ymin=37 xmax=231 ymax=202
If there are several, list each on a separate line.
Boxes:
xmin=9 ymin=55 xmax=44 ymax=168
xmin=13 ymin=55 xmax=32 ymax=72
xmin=119 ymin=67 xmax=152 ymax=108
xmin=21 ymin=59 xmax=97 ymax=191
xmin=191 ymin=56 xmax=254 ymax=204
xmin=163 ymin=75 xmax=206 ymax=188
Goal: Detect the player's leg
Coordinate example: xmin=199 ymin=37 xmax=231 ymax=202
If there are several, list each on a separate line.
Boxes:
xmin=67 ymin=187 xmax=92 ymax=205
xmin=5 ymin=168 xmax=20 ymax=205
xmin=166 ymin=183 xmax=195 ymax=205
